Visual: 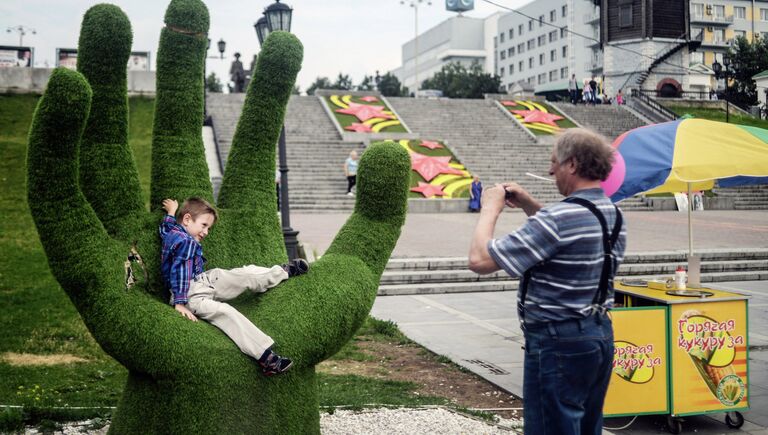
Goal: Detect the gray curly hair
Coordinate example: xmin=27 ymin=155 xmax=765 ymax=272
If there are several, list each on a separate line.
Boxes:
xmin=553 ymin=128 xmax=615 ymax=181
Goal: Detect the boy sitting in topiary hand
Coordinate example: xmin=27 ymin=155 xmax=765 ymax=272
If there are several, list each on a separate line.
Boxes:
xmin=160 ymin=197 xmax=309 ymax=376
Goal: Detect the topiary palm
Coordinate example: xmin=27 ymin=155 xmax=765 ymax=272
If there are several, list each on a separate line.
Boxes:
xmin=25 ymin=1 xmax=410 ymax=433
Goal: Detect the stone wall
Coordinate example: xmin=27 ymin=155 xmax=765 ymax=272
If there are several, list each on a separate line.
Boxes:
xmin=0 ymin=67 xmax=156 ymax=95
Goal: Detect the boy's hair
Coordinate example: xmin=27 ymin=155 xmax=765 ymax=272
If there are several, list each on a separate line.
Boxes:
xmin=179 ymin=197 xmax=218 ymax=223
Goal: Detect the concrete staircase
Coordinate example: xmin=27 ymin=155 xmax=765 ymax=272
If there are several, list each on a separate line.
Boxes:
xmin=550 ymin=103 xmax=648 ymax=140
xmin=378 ymin=248 xmax=768 ymax=295
xmin=283 ymin=96 xmax=363 ymax=212
xmin=714 ymin=185 xmax=768 ymax=210
xmin=388 ymin=97 xmax=564 ymax=205
xmin=208 ymin=94 xmax=361 ymax=212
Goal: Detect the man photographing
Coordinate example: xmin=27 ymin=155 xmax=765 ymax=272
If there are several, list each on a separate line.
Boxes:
xmin=469 ymin=128 xmax=627 ymax=435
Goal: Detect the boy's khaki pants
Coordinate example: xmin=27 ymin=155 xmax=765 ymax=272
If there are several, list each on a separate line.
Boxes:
xmin=187 ymin=265 xmax=288 ymax=361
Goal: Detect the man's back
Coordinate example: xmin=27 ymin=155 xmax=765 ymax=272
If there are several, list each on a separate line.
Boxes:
xmin=489 ymin=188 xmax=626 ymax=325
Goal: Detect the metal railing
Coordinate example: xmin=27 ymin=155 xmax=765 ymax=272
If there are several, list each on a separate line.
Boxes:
xmin=690 ymin=14 xmax=734 ymax=25
xmin=631 ymin=89 xmax=679 ymax=120
xmin=639 ymin=90 xmax=714 ymax=100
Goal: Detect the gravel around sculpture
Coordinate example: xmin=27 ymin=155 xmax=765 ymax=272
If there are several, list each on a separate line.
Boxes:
xmin=25 ymin=1 xmax=411 ymax=433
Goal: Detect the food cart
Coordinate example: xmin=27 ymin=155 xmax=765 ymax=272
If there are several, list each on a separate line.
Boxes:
xmin=604 ymin=281 xmax=750 ymax=433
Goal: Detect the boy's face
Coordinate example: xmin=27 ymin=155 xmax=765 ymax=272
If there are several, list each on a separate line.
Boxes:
xmin=181 ymin=212 xmax=215 ymax=242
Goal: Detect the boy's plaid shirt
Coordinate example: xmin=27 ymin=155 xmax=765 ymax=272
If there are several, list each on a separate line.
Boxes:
xmin=159 ymin=215 xmax=206 ymax=305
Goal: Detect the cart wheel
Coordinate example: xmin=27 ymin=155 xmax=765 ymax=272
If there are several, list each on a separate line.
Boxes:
xmin=725 ymin=411 xmax=744 ymax=429
xmin=667 ymin=415 xmax=683 ymax=434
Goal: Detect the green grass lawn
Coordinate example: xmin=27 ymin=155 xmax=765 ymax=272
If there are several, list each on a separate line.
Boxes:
xmin=0 ymin=94 xmax=450 ymax=428
xmin=663 ymin=104 xmax=768 ymax=129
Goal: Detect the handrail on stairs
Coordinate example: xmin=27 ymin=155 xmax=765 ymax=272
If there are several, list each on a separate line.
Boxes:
xmin=630 ymin=89 xmax=679 ymax=121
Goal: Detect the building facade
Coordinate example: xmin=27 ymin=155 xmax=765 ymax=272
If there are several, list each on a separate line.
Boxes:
xmin=394 ymin=15 xmax=499 ymax=93
xmin=494 ymin=0 xmax=600 ymax=94
xmin=395 ymin=0 xmax=768 ymax=97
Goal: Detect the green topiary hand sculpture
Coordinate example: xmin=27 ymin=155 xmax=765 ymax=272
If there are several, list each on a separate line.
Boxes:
xmin=25 ymin=1 xmax=410 ymax=433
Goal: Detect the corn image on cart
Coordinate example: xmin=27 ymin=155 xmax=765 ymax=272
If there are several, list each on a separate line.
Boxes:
xmin=604 ymin=282 xmax=750 ymax=433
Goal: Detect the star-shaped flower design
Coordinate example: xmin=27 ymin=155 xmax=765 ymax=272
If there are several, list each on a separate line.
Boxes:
xmin=344 ymin=122 xmax=373 ymax=133
xmin=501 ymin=100 xmax=518 ymax=107
xmin=511 ymin=110 xmax=564 ymax=127
xmin=360 ymin=96 xmax=379 ymax=102
xmin=335 ymin=102 xmax=394 ymax=122
xmin=418 ymin=140 xmax=444 ymax=150
xmin=410 ymin=182 xmax=446 ymax=198
xmin=410 ymin=152 xmax=464 ymax=182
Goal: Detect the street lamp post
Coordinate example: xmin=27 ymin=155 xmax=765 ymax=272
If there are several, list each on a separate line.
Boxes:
xmin=256 ymin=0 xmax=299 ymax=260
xmin=400 ymin=0 xmax=431 ymax=97
xmin=712 ymin=54 xmax=738 ymax=123
xmin=204 ymin=38 xmax=226 ymax=125
xmin=6 ymin=25 xmax=36 ymax=47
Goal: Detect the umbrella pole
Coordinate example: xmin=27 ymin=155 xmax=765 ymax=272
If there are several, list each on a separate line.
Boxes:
xmin=687 ymin=182 xmax=693 ymax=257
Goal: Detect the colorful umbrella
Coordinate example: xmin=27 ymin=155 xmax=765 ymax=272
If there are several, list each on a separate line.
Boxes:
xmin=601 ymin=118 xmax=768 ymax=261
xmin=604 ymin=119 xmax=768 ymax=201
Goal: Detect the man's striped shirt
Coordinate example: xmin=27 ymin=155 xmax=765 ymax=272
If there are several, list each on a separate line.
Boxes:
xmin=488 ymin=188 xmax=627 ymax=326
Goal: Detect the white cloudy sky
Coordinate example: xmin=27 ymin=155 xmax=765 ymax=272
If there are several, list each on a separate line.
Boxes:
xmin=2 ymin=0 xmax=529 ymax=92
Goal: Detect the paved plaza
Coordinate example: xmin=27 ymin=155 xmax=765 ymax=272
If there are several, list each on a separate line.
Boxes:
xmin=295 ymin=209 xmax=768 ymax=434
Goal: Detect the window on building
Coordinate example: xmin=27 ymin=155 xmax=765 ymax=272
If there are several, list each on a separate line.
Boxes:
xmin=690 ymin=51 xmax=704 ymax=64
xmin=734 ymin=6 xmax=746 ymax=19
xmin=500 ymin=67 xmax=505 ymax=76
xmin=519 ymin=24 xmax=524 ymax=35
xmin=528 ymin=39 xmax=535 ymax=49
xmin=500 ymin=32 xmax=505 ymax=43
xmin=529 ymin=20 xmax=534 ymax=31
xmin=538 ymin=73 xmax=546 ymax=84
xmin=529 ymin=57 xmax=534 ymax=68
xmin=509 ymin=28 xmax=514 ymax=39
xmin=561 ymin=26 xmax=568 ymax=38
xmin=519 ymin=60 xmax=524 ymax=72
xmin=539 ymin=53 xmax=545 ymax=65
xmin=508 ymin=47 xmax=515 ymax=57
xmin=735 ymin=30 xmax=746 ymax=40
xmin=761 ymin=31 xmax=768 ymax=40
xmin=692 ymin=3 xmax=704 ymax=19
xmin=550 ymin=10 xmax=556 ymax=22
xmin=518 ymin=43 xmax=525 ymax=53
xmin=539 ymin=15 xmax=545 ymax=27
xmin=549 ymin=70 xmax=557 ymax=81
xmin=714 ymin=28 xmax=725 ymax=42
xmin=561 ymin=66 xmax=569 ymax=79
xmin=713 ymin=5 xmax=724 ymax=18
xmin=761 ymin=8 xmax=768 ymax=21
xmin=549 ymin=30 xmax=558 ymax=42
xmin=538 ymin=35 xmax=546 ymax=46
xmin=528 ymin=76 xmax=534 ymax=84
xmin=562 ymin=45 xmax=568 ymax=58
xmin=510 ymin=63 xmax=515 ymax=74
xmin=501 ymin=50 xmax=506 ymax=60
xmin=619 ymin=4 xmax=633 ymax=27
xmin=562 ymin=4 xmax=567 ymax=17
xmin=550 ymin=49 xmax=556 ymax=61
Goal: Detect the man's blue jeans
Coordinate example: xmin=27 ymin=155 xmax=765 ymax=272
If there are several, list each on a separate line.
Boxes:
xmin=522 ymin=312 xmax=614 ymax=435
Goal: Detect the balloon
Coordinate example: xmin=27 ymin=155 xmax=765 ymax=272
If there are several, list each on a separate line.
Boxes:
xmin=601 ymin=149 xmax=625 ymax=197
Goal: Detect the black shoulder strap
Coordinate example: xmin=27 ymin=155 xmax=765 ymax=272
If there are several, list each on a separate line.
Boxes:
xmin=562 ymin=197 xmax=622 ymax=308
xmin=517 ymin=197 xmax=622 ymax=326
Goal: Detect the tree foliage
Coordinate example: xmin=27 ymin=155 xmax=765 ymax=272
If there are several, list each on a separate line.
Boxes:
xmin=205 ymin=72 xmax=223 ymax=93
xmin=332 ymin=73 xmax=353 ymax=91
xmin=420 ymin=62 xmax=501 ymax=99
xmin=358 ymin=75 xmax=375 ymax=91
xmin=729 ymin=35 xmax=768 ymax=107
xmin=306 ymin=76 xmax=331 ymax=95
xmin=377 ymin=72 xmax=407 ymax=97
